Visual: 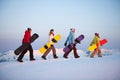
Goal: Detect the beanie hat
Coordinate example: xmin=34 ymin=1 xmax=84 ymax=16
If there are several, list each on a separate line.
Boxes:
xmin=27 ymin=28 xmax=31 ymax=31
xmin=95 ymin=33 xmax=100 ymax=38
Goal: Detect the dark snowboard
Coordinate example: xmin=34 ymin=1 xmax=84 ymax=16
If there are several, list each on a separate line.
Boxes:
xmin=14 ymin=33 xmax=39 ymax=55
xmin=63 ymin=35 xmax=84 ymax=53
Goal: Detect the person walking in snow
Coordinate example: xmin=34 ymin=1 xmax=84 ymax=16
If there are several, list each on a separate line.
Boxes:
xmin=41 ymin=29 xmax=58 ymax=60
xmin=90 ymin=33 xmax=102 ymax=58
xmin=63 ymin=28 xmax=80 ymax=58
xmin=17 ymin=28 xmax=35 ymax=62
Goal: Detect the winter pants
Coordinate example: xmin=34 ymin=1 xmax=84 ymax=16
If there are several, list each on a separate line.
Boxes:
xmin=90 ymin=47 xmax=102 ymax=58
xmin=63 ymin=46 xmax=79 ymax=58
xmin=42 ymin=45 xmax=57 ymax=57
xmin=17 ymin=44 xmax=34 ymax=60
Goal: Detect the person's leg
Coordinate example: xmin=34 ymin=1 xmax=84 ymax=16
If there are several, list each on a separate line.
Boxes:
xmin=63 ymin=48 xmax=72 ymax=58
xmin=42 ymin=47 xmax=52 ymax=60
xmin=73 ymin=46 xmax=80 ymax=58
xmin=51 ymin=45 xmax=58 ymax=58
xmin=28 ymin=44 xmax=35 ymax=60
xmin=90 ymin=48 xmax=98 ymax=58
xmin=17 ymin=48 xmax=28 ymax=62
xmin=98 ymin=47 xmax=102 ymax=57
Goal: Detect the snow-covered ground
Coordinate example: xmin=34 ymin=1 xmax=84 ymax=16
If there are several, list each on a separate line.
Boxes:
xmin=0 ymin=49 xmax=120 ymax=80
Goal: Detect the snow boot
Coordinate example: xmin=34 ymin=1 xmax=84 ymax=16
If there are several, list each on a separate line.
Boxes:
xmin=63 ymin=55 xmax=68 ymax=59
xmin=30 ymin=58 xmax=35 ymax=61
xmin=75 ymin=55 xmax=80 ymax=58
xmin=98 ymin=55 xmax=102 ymax=58
xmin=53 ymin=54 xmax=58 ymax=59
xmin=41 ymin=56 xmax=46 ymax=60
xmin=90 ymin=55 xmax=94 ymax=58
xmin=17 ymin=59 xmax=23 ymax=62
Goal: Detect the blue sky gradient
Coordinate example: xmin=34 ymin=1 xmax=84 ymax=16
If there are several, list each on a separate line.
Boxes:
xmin=0 ymin=0 xmax=120 ymax=52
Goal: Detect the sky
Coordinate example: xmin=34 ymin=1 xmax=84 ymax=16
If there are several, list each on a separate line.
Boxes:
xmin=0 ymin=0 xmax=120 ymax=52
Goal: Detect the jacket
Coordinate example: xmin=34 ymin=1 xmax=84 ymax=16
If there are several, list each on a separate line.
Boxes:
xmin=49 ymin=33 xmax=54 ymax=45
xmin=65 ymin=31 xmax=75 ymax=45
xmin=22 ymin=30 xmax=31 ymax=44
xmin=90 ymin=36 xmax=100 ymax=47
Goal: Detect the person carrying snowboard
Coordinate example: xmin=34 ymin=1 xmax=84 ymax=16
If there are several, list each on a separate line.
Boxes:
xmin=17 ymin=28 xmax=35 ymax=62
xmin=41 ymin=29 xmax=58 ymax=60
xmin=90 ymin=33 xmax=102 ymax=58
xmin=63 ymin=28 xmax=80 ymax=58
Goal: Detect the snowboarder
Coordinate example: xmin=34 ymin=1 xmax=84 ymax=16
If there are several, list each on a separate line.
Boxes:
xmin=90 ymin=33 xmax=102 ymax=58
xmin=17 ymin=28 xmax=35 ymax=62
xmin=41 ymin=29 xmax=58 ymax=60
xmin=63 ymin=28 xmax=80 ymax=58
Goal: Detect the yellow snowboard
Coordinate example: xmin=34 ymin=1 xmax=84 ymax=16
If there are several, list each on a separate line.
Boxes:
xmin=88 ymin=44 xmax=97 ymax=51
xmin=88 ymin=39 xmax=107 ymax=51
xmin=40 ymin=34 xmax=61 ymax=54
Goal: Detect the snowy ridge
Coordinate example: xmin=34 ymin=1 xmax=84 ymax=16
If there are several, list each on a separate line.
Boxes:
xmin=0 ymin=49 xmax=120 ymax=80
xmin=0 ymin=48 xmax=119 ymax=62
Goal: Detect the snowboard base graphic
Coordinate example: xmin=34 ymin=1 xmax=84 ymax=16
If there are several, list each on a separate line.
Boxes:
xmin=86 ymin=39 xmax=107 ymax=56
xmin=63 ymin=35 xmax=84 ymax=53
xmin=88 ymin=38 xmax=107 ymax=51
xmin=39 ymin=34 xmax=61 ymax=54
xmin=14 ymin=33 xmax=39 ymax=55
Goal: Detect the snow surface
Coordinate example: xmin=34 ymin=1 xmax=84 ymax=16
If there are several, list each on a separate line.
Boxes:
xmin=0 ymin=49 xmax=120 ymax=80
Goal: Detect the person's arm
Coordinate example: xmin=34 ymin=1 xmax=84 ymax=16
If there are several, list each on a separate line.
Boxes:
xmin=64 ymin=34 xmax=71 ymax=46
xmin=97 ymin=37 xmax=100 ymax=47
xmin=49 ymin=34 xmax=54 ymax=45
xmin=26 ymin=31 xmax=30 ymax=44
xmin=90 ymin=36 xmax=96 ymax=46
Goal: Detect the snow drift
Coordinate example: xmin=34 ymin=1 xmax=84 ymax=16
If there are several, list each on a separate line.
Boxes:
xmin=0 ymin=48 xmax=119 ymax=62
xmin=0 ymin=48 xmax=120 ymax=80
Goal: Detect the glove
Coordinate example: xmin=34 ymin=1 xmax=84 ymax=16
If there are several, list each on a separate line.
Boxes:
xmin=75 ymin=39 xmax=80 ymax=44
xmin=64 ymin=43 xmax=67 ymax=46
xmin=51 ymin=45 xmax=53 ymax=47
xmin=52 ymin=38 xmax=57 ymax=43
xmin=44 ymin=45 xmax=48 ymax=49
xmin=74 ymin=44 xmax=76 ymax=46
xmin=90 ymin=43 xmax=92 ymax=46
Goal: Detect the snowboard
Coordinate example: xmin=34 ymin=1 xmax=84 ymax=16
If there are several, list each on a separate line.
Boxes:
xmin=14 ymin=33 xmax=39 ymax=55
xmin=88 ymin=38 xmax=107 ymax=51
xmin=63 ymin=35 xmax=84 ymax=53
xmin=40 ymin=34 xmax=61 ymax=54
